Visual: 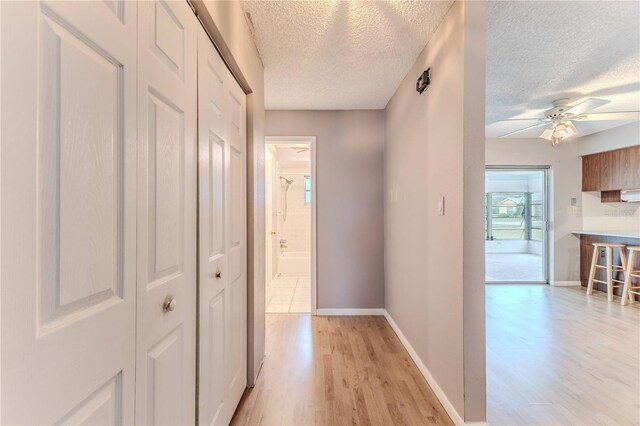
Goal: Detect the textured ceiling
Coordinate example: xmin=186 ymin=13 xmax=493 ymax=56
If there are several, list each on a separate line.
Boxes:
xmin=242 ymin=0 xmax=640 ymax=138
xmin=240 ymin=0 xmax=454 ymax=110
xmin=486 ymin=1 xmax=640 ymax=138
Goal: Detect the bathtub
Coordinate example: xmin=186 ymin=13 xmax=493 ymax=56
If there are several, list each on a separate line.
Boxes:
xmin=278 ymin=251 xmax=310 ymax=275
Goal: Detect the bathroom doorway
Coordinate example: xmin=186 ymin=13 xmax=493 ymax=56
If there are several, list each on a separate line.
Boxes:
xmin=265 ymin=136 xmax=317 ymax=314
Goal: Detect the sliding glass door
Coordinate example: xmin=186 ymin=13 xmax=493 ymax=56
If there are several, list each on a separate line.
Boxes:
xmin=485 ymin=167 xmax=548 ymax=283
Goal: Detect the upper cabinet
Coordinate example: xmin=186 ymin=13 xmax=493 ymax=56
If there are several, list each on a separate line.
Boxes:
xmin=582 ymin=145 xmax=640 ymax=193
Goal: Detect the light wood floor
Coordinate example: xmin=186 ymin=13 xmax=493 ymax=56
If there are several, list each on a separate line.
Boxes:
xmin=487 ymin=285 xmax=640 ymax=425
xmin=231 ymin=315 xmax=452 ymax=426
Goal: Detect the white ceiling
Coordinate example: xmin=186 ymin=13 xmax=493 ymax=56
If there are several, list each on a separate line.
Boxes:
xmin=486 ymin=1 xmax=640 ymax=138
xmin=274 ymin=144 xmax=310 ymax=168
xmin=242 ymin=1 xmax=640 ymax=139
xmin=240 ymin=0 xmax=454 ymax=110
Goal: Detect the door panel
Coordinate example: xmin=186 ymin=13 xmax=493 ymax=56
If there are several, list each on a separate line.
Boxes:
xmin=145 ymin=326 xmax=185 ymax=425
xmin=198 ymin=28 xmax=247 ymax=426
xmin=136 ymin=1 xmax=197 ymax=424
xmin=1 ymin=1 xmax=137 ymax=423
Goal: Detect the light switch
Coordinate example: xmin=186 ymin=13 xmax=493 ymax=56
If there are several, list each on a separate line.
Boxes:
xmin=438 ymin=196 xmax=445 ymax=216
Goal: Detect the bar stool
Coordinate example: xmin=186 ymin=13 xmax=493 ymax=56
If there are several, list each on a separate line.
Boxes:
xmin=621 ymin=246 xmax=640 ymax=306
xmin=587 ymin=243 xmax=627 ymax=302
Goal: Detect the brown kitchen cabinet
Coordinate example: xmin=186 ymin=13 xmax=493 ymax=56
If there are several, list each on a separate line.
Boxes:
xmin=600 ymin=148 xmax=620 ymax=191
xmin=582 ymin=145 xmax=640 ymax=194
xmin=582 ymin=153 xmax=600 ymax=191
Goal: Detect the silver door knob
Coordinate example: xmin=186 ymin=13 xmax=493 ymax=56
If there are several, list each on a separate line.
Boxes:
xmin=163 ymin=296 xmax=176 ymax=312
xmin=215 ymin=268 xmax=222 ymax=279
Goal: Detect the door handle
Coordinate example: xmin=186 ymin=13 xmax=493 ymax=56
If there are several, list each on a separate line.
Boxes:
xmin=215 ymin=268 xmax=222 ymax=279
xmin=163 ymin=296 xmax=176 ymax=313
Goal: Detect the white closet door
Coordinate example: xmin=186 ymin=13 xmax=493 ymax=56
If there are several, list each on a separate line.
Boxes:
xmin=136 ymin=0 xmax=197 ymax=424
xmin=1 ymin=1 xmax=137 ymax=423
xmin=197 ymin=28 xmax=247 ymax=426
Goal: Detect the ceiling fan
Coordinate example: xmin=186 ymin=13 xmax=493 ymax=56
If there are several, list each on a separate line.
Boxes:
xmin=497 ymin=98 xmax=640 ymax=146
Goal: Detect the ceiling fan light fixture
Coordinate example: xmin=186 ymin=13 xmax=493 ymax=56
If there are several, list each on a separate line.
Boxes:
xmin=543 ymin=120 xmax=577 ymax=146
xmin=540 ymin=127 xmax=554 ymax=141
xmin=552 ymin=122 xmax=568 ymax=139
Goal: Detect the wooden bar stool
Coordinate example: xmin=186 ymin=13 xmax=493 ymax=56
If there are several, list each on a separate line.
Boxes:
xmin=587 ymin=243 xmax=628 ymax=302
xmin=621 ymin=246 xmax=640 ymax=306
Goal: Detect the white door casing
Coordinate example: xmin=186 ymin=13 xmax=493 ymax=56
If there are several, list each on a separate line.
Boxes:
xmin=265 ymin=147 xmax=274 ymax=293
xmin=197 ymin=27 xmax=248 ymax=426
xmin=136 ymin=1 xmax=197 ymax=424
xmin=1 ymin=1 xmax=137 ymax=423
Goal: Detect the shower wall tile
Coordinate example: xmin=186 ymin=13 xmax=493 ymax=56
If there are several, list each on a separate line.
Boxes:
xmin=278 ymin=171 xmax=311 ymax=253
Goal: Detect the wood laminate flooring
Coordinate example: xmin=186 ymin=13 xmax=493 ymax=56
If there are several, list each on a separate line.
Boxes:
xmin=487 ymin=285 xmax=640 ymax=425
xmin=230 ymin=315 xmax=453 ymax=426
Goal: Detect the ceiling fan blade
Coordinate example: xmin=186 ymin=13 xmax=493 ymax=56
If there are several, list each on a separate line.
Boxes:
xmin=573 ymin=111 xmax=640 ymax=121
xmin=540 ymin=127 xmax=554 ymax=140
xmin=495 ymin=118 xmax=545 ymax=123
xmin=565 ymin=98 xmax=610 ymax=115
xmin=499 ymin=121 xmax=547 ymax=138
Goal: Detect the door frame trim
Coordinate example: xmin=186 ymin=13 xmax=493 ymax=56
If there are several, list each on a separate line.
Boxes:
xmin=265 ymin=136 xmax=317 ymax=315
xmin=485 ymin=165 xmax=550 ymax=285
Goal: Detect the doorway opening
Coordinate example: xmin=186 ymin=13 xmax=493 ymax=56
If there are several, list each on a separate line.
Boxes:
xmin=485 ymin=167 xmax=549 ymax=283
xmin=264 ymin=136 xmax=317 ymax=314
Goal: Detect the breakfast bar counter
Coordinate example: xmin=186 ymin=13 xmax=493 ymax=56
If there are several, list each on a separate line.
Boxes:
xmin=573 ymin=231 xmax=640 ymax=300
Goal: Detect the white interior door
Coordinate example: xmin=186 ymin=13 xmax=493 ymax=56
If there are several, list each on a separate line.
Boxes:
xmin=265 ymin=148 xmax=274 ymax=291
xmin=197 ymin=28 xmax=248 ymax=426
xmin=136 ymin=1 xmax=197 ymax=424
xmin=1 ymin=1 xmax=137 ymax=423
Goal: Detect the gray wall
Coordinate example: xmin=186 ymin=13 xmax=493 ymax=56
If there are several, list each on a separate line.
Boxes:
xmin=266 ymin=110 xmax=385 ymax=309
xmin=384 ymin=1 xmax=486 ymax=422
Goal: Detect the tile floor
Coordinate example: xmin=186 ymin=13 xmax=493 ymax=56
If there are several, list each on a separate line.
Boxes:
xmin=266 ymin=275 xmax=310 ymax=313
xmin=486 ymin=252 xmax=544 ymax=282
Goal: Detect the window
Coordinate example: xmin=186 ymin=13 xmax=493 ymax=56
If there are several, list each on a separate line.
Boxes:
xmin=484 ymin=192 xmax=544 ymax=241
xmin=304 ymin=176 xmax=311 ymax=205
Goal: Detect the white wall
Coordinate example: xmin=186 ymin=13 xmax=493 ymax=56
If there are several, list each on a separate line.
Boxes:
xmin=486 ymin=138 xmax=582 ymax=283
xmin=582 ymin=192 xmax=640 ymax=232
xmin=384 ymin=1 xmax=486 ymax=422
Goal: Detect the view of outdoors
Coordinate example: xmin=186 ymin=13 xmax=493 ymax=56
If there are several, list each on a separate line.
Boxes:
xmin=485 ymin=170 xmax=547 ymax=283
xmin=485 ymin=192 xmax=544 ymax=241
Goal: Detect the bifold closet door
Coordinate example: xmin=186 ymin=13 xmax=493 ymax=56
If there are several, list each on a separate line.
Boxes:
xmin=1 ymin=1 xmax=137 ymax=423
xmin=197 ymin=28 xmax=248 ymax=426
xmin=136 ymin=0 xmax=198 ymax=424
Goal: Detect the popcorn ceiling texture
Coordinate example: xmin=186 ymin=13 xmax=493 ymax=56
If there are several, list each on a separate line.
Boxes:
xmin=240 ymin=0 xmax=454 ymax=109
xmin=486 ymin=1 xmax=640 ymax=136
xmin=243 ymin=0 xmax=639 ymax=137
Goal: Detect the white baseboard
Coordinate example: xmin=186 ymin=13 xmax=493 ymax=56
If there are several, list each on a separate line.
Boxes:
xmin=383 ymin=310 xmax=466 ymax=426
xmin=317 ymin=308 xmax=486 ymax=425
xmin=550 ymin=280 xmax=581 ymax=287
xmin=315 ymin=308 xmax=385 ymax=316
